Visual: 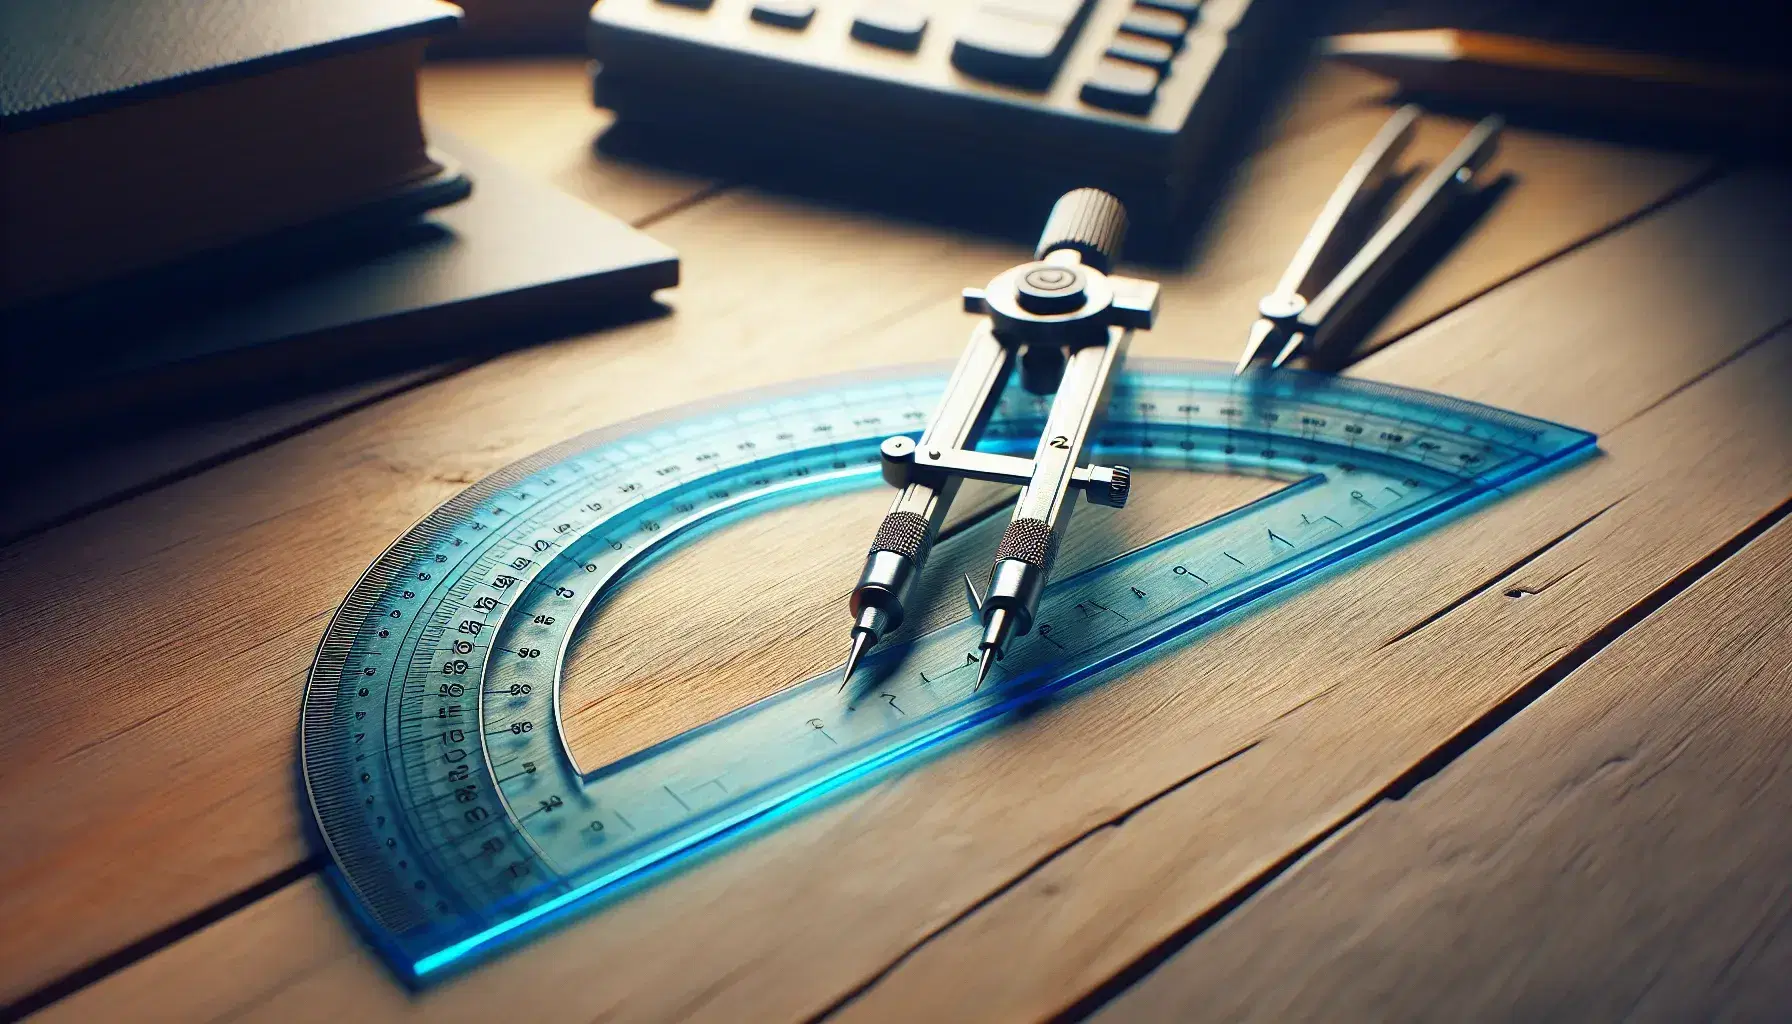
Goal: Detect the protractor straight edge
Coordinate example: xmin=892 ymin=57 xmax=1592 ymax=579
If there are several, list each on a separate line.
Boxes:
xmin=300 ymin=359 xmax=1595 ymax=982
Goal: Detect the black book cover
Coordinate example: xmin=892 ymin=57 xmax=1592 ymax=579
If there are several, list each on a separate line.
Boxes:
xmin=0 ymin=0 xmax=461 ymax=130
xmin=3 ymin=130 xmax=680 ymax=441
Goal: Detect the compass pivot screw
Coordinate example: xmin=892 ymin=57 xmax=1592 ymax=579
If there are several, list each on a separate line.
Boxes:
xmin=1016 ymin=263 xmax=1088 ymax=315
xmin=1258 ymin=293 xmax=1306 ymax=323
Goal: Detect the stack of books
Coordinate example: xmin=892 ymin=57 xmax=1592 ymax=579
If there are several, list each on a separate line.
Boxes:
xmin=1 ymin=0 xmax=678 ymax=438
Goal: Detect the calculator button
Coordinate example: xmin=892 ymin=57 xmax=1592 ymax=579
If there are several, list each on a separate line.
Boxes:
xmin=980 ymin=0 xmax=1085 ymax=20
xmin=852 ymin=1 xmax=928 ymax=51
xmin=1119 ymin=6 xmax=1189 ymax=45
xmin=1106 ymin=32 xmax=1174 ymax=69
xmin=1080 ymin=57 xmax=1160 ymax=114
xmin=952 ymin=8 xmax=1080 ymax=90
xmin=655 ymin=0 xmax=715 ymax=8
xmin=1137 ymin=0 xmax=1199 ymax=15
xmin=751 ymin=0 xmax=816 ymax=29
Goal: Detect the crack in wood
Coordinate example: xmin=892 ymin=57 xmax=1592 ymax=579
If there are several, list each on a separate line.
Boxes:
xmin=1382 ymin=496 xmax=1792 ymax=806
xmin=1348 ymin=167 xmax=1727 ymax=369
xmin=4 ymin=858 xmax=323 ymax=1021
xmin=632 ymin=182 xmax=736 ymax=231
xmin=1049 ymin=488 xmax=1792 ymax=1021
xmin=1 ymin=368 xmax=472 ymax=549
xmin=1379 ymin=498 xmax=1626 ymax=651
xmin=811 ymin=742 xmax=1262 ymax=1023
xmin=1505 ymin=558 xmax=1590 ymax=599
xmin=1609 ymin=317 xmax=1792 ymax=433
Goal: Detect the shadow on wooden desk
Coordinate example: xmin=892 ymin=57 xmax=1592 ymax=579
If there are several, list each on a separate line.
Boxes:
xmin=1 ymin=296 xmax=669 ymax=547
xmin=585 ymin=40 xmax=1314 ymax=269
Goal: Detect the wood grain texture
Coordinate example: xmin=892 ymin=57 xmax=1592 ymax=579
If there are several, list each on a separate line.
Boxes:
xmin=0 ymin=186 xmax=1015 ymax=1010
xmin=1097 ymin=479 xmax=1792 ymax=1023
xmin=0 ymin=366 xmax=459 ymax=544
xmin=23 ymin=171 xmax=1792 ymax=1023
xmin=803 ymin=175 xmax=1792 ymax=1023
xmin=0 ymin=60 xmax=1721 ymax=1011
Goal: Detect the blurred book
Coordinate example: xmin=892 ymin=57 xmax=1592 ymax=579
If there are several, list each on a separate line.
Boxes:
xmin=0 ymin=0 xmax=468 ymax=307
xmin=432 ymin=0 xmax=593 ymax=55
xmin=1327 ymin=0 xmax=1791 ymax=146
xmin=3 ymin=129 xmax=679 ymax=444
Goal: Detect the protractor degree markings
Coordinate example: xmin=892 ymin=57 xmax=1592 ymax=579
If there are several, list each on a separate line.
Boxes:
xmin=304 ymin=364 xmax=1593 ymax=981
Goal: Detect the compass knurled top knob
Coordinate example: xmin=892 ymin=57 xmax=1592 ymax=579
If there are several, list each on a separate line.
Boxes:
xmin=1035 ymin=188 xmax=1128 ymax=274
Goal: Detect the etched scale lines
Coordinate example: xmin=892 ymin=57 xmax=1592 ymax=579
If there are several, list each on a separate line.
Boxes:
xmin=302 ymin=364 xmax=1593 ymax=981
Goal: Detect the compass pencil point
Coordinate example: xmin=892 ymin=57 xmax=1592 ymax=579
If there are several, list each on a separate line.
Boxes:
xmin=974 ymin=648 xmax=996 ymax=692
xmin=1271 ymin=331 xmax=1304 ymax=369
xmin=840 ymin=630 xmax=873 ymax=691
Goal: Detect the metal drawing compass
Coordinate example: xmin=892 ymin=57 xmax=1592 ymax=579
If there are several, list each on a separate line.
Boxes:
xmin=1236 ymin=105 xmax=1504 ymax=373
xmin=841 ymin=188 xmax=1158 ymax=692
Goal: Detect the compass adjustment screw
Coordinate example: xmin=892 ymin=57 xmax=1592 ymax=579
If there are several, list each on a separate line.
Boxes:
xmin=1080 ymin=465 xmax=1131 ymax=508
xmin=1107 ymin=466 xmax=1132 ymax=508
xmin=1035 ymin=187 xmax=1129 ymax=273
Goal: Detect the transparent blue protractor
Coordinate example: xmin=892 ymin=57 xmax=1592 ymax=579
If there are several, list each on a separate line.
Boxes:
xmin=301 ymin=360 xmax=1592 ymax=982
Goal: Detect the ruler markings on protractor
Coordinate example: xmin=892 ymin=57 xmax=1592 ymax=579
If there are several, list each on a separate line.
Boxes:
xmin=301 ymin=360 xmax=1592 ymax=981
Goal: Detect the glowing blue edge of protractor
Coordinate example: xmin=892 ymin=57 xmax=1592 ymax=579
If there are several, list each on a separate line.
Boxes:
xmin=407 ymin=446 xmax=1596 ymax=979
xmin=302 ymin=360 xmax=1595 ymax=982
xmin=399 ymin=389 xmax=1594 ymax=980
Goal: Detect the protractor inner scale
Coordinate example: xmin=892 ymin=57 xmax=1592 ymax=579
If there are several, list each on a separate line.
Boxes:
xmin=302 ymin=360 xmax=1592 ymax=981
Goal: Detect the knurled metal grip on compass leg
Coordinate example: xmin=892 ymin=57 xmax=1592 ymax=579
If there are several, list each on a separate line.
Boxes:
xmin=842 ymin=188 xmax=1162 ymax=688
xmin=871 ymin=510 xmax=929 ymax=559
xmin=994 ymin=517 xmax=1056 ymax=567
xmin=849 ymin=510 xmax=933 ymax=640
xmin=843 ymin=324 xmax=1014 ymax=659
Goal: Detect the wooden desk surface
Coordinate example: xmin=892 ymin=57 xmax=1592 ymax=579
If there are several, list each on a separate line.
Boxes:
xmin=6 ymin=58 xmax=1791 ymax=1022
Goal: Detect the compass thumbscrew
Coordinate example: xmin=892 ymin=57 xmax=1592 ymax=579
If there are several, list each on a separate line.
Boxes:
xmin=1107 ymin=466 xmax=1132 ymax=508
xmin=1035 ymin=188 xmax=1128 ymax=273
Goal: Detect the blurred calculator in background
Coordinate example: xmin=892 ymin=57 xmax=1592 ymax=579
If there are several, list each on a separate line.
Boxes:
xmin=588 ymin=0 xmax=1295 ymax=251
